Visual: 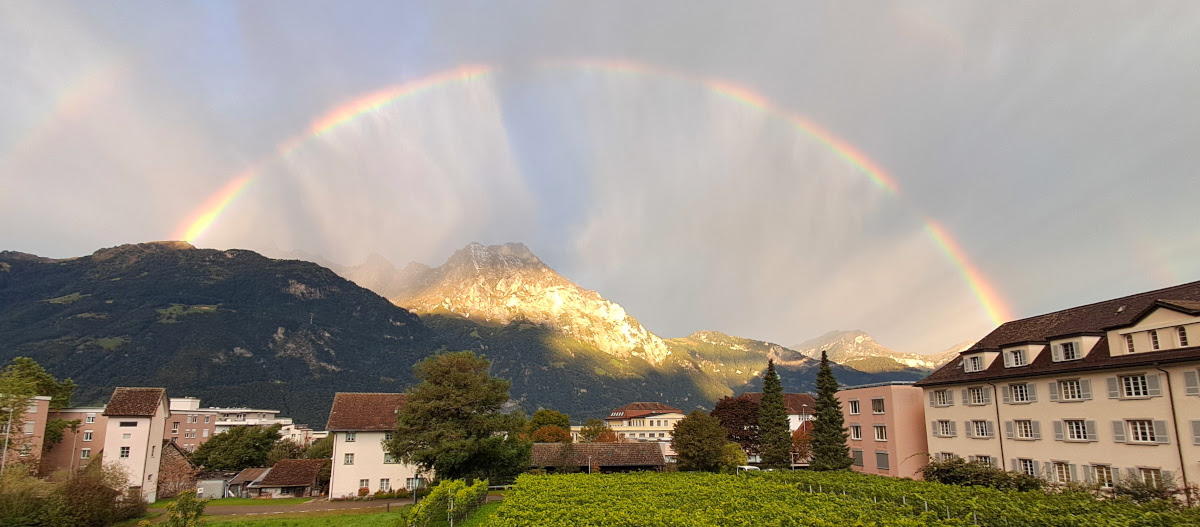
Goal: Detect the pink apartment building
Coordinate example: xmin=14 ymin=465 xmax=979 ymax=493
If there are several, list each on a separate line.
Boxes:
xmin=1 ymin=395 xmax=51 ymax=469
xmin=41 ymin=405 xmax=107 ymax=474
xmin=838 ymin=382 xmax=929 ymax=479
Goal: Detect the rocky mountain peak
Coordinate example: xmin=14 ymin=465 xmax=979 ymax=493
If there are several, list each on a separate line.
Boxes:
xmin=443 ymin=242 xmax=544 ymax=273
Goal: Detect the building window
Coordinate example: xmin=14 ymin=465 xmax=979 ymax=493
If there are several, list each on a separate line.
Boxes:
xmin=359 ymin=479 xmax=369 ymax=490
xmin=188 ymin=415 xmax=197 ymax=423
xmin=345 ymin=432 xmax=356 ymax=442
xmin=380 ymin=479 xmax=390 ymax=492
xmin=971 ymin=420 xmax=992 ymax=438
xmin=1059 ymin=380 xmax=1084 ymax=401
xmin=19 ymin=444 xmax=31 ymax=456
xmin=203 ymin=429 xmax=209 ymax=438
xmin=849 ymin=425 xmax=861 ymax=441
xmin=936 ymin=420 xmax=955 ymax=437
xmin=1018 ymin=458 xmax=1036 ymax=476
xmin=974 ymin=455 xmax=993 ymax=466
xmin=1008 ymin=349 xmax=1026 ymax=367
xmin=1179 ymin=327 xmax=1189 ymax=347
xmin=1150 ymin=330 xmax=1160 ymax=350
xmin=1122 ymin=375 xmax=1149 ymax=398
xmin=85 ymin=414 xmax=95 ymax=424
xmin=384 ymin=453 xmax=398 ymax=464
xmin=1093 ymin=465 xmax=1114 ymax=488
xmin=1010 ymin=383 xmax=1030 ymax=403
xmin=967 ymin=387 xmax=989 ymax=405
xmin=933 ymin=390 xmax=952 ymax=406
xmin=22 ymin=421 xmax=34 ymax=434
xmin=875 ymin=452 xmax=890 ymax=470
xmin=122 ymin=433 xmax=131 ymax=439
xmin=1060 ymin=342 xmax=1080 ymax=361
xmin=384 ymin=432 xmax=393 ymax=441
xmin=119 ymin=421 xmax=137 ymax=427
xmin=1128 ymin=420 xmax=1157 ymax=443
xmin=871 ymin=398 xmax=885 ymax=414
xmin=874 ymin=425 xmax=887 ymax=442
xmin=119 ymin=447 xmax=130 ymax=458
xmin=81 ymin=448 xmax=91 ymax=459
xmin=1053 ymin=462 xmax=1071 ymax=483
xmin=83 ymin=431 xmax=93 ymax=442
xmin=1140 ymin=468 xmax=1163 ymax=487
xmin=344 ymin=453 xmax=355 ymax=465
xmin=1125 ymin=334 xmax=1136 ymax=353
xmin=172 ymin=423 xmax=179 ymax=434
xmin=204 ymin=416 xmax=210 ymax=423
xmin=848 ymin=400 xmax=860 ymax=415
xmin=150 ymin=446 xmax=156 ymax=458
xmin=851 ymin=449 xmax=863 ymax=467
xmin=1015 ymin=420 xmax=1036 ymax=439
xmin=935 ymin=452 xmax=955 ymax=462
xmin=1064 ymin=420 xmax=1088 ymax=441
xmin=964 ymin=355 xmax=984 ymax=372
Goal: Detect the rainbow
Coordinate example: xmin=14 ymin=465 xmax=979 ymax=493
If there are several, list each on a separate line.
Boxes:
xmin=173 ymin=59 xmax=1011 ymax=326
xmin=170 ymin=65 xmax=492 ymax=242
xmin=3 ymin=60 xmax=125 ymax=164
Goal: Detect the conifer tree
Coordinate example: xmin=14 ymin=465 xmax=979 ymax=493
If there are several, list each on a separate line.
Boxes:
xmin=757 ymin=359 xmax=792 ymax=469
xmin=810 ymin=350 xmax=853 ymax=470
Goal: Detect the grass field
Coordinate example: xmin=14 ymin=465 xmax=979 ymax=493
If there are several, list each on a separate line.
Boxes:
xmin=202 ymin=509 xmax=403 ymax=526
xmin=150 ymin=497 xmax=312 ymax=509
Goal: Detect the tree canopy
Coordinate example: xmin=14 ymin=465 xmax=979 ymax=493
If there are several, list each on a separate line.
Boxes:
xmin=809 ymin=350 xmax=852 ymax=471
xmin=531 ymin=425 xmax=572 ymax=443
xmin=710 ymin=396 xmax=759 ymax=453
xmin=190 ymin=424 xmax=282 ymax=471
xmin=527 ymin=409 xmax=571 ymax=435
xmin=384 ymin=351 xmax=531 ymax=483
xmin=0 ymin=357 xmax=76 ymax=409
xmin=757 ymin=360 xmax=792 ymax=470
xmin=577 ymin=418 xmax=617 ymax=443
xmin=671 ymin=410 xmax=733 ymax=472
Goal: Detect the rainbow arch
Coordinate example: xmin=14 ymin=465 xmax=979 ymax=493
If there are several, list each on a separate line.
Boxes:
xmin=172 ymin=60 xmax=1011 ymax=326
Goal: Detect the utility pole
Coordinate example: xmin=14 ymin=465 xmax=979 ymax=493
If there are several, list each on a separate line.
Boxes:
xmin=1 ymin=405 xmax=14 ymax=479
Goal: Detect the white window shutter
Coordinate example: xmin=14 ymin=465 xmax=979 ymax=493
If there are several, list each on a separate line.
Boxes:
xmin=982 ymin=387 xmax=992 ymax=404
xmin=1163 ymin=470 xmax=1174 ymax=485
xmin=1003 ymin=351 xmax=1012 ymax=367
xmin=1069 ymin=464 xmax=1078 ymax=482
xmin=1147 ymin=374 xmax=1163 ymax=397
xmin=1052 ymin=421 xmax=1064 ymax=441
xmin=965 ymin=421 xmax=974 ymax=438
xmin=1010 ymin=458 xmax=1018 ymax=472
xmin=1107 ymin=378 xmax=1120 ymax=399
xmin=961 ymin=389 xmax=969 ymax=404
xmin=1126 ymin=467 xmax=1138 ymax=481
xmin=1085 ymin=420 xmax=1098 ymax=442
xmin=1082 ymin=465 xmax=1092 ymax=484
xmin=1112 ymin=421 xmax=1126 ymax=443
xmin=1031 ymin=420 xmax=1042 ymax=440
xmin=947 ymin=390 xmax=954 ymax=405
xmin=1027 ymin=383 xmax=1038 ymax=402
xmin=931 ymin=421 xmax=938 ymax=437
xmin=928 ymin=391 xmax=936 ymax=406
xmin=1192 ymin=420 xmax=1200 ymax=446
xmin=1153 ymin=420 xmax=1169 ymax=444
xmin=1079 ymin=379 xmax=1092 ymax=400
xmin=1033 ymin=460 xmax=1042 ymax=476
xmin=950 ymin=421 xmax=957 ymax=437
xmin=1005 ymin=421 xmax=1014 ymax=439
xmin=1002 ymin=385 xmax=1011 ymax=404
xmin=1184 ymin=370 xmax=1200 ymax=396
xmin=1052 ymin=344 xmax=1063 ymax=362
xmin=1049 ymin=381 xmax=1060 ymax=402
xmin=986 ymin=421 xmax=995 ymax=437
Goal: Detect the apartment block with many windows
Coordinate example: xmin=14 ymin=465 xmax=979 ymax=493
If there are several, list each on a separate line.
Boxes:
xmin=838 ymin=382 xmax=928 ymax=478
xmin=916 ymin=281 xmax=1200 ymax=491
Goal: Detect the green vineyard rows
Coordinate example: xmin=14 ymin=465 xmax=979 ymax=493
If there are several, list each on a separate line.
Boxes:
xmin=489 ymin=471 xmax=1200 ymax=527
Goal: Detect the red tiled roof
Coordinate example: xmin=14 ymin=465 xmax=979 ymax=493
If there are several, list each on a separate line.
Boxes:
xmin=734 ymin=393 xmax=816 ymax=416
xmin=916 ymin=280 xmax=1200 ymax=387
xmin=530 ymin=442 xmax=666 ymax=468
xmin=229 ymin=467 xmax=270 ymax=486
xmin=254 ymin=459 xmax=327 ymax=488
xmin=606 ymin=402 xmax=683 ymax=420
xmin=102 ymin=387 xmax=166 ymax=417
xmin=325 ymin=393 xmax=406 ymax=431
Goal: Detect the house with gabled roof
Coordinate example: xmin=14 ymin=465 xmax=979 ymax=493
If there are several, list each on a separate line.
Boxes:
xmin=102 ymin=387 xmax=169 ymax=502
xmin=249 ymin=458 xmax=328 ymax=498
xmin=228 ymin=467 xmax=270 ymax=498
xmin=916 ymin=280 xmax=1200 ymax=492
xmin=571 ymin=402 xmax=686 ymax=443
xmin=325 ymin=393 xmax=421 ymax=499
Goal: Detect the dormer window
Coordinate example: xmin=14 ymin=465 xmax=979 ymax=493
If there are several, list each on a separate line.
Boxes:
xmin=1150 ymin=330 xmax=1160 ymax=350
xmin=964 ymin=355 xmax=984 ymax=372
xmin=1125 ymin=334 xmax=1135 ymax=353
xmin=1179 ymin=327 xmax=1189 ymax=347
xmin=1004 ymin=349 xmax=1026 ymax=367
xmin=1053 ymin=342 xmax=1081 ymax=362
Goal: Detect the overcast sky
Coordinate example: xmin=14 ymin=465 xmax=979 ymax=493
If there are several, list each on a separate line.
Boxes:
xmin=3 ymin=1 xmax=1198 ymax=354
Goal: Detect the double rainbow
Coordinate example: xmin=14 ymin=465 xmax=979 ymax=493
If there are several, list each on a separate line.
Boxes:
xmin=172 ymin=60 xmax=1011 ymax=326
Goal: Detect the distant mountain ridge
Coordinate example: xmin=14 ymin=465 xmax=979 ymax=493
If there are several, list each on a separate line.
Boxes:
xmin=791 ymin=330 xmax=959 ymax=374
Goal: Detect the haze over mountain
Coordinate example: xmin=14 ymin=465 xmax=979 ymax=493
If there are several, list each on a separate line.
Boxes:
xmin=790 ymin=330 xmax=960 ymax=374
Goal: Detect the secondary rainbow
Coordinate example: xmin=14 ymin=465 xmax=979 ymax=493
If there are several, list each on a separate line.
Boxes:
xmin=174 ymin=60 xmax=1011 ymax=326
xmin=171 ymin=65 xmax=492 ymax=242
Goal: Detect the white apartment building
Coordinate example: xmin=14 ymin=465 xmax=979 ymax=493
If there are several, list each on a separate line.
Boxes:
xmin=325 ymin=393 xmax=420 ymax=499
xmin=101 ymin=387 xmax=170 ymax=502
xmin=916 ymin=282 xmax=1200 ymax=492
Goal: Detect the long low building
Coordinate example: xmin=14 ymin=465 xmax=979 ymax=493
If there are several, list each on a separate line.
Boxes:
xmin=916 ymin=281 xmax=1200 ymax=491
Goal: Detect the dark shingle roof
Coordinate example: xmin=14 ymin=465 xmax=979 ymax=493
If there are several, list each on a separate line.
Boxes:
xmin=916 ymin=280 xmax=1200 ymax=387
xmin=102 ymin=387 xmax=167 ymax=417
xmin=734 ymin=393 xmax=816 ymax=416
xmin=254 ymin=459 xmax=327 ymax=488
xmin=325 ymin=393 xmax=406 ymax=431
xmin=229 ymin=467 xmax=270 ymax=486
xmin=606 ymin=402 xmax=683 ymax=419
xmin=530 ymin=442 xmax=666 ymax=468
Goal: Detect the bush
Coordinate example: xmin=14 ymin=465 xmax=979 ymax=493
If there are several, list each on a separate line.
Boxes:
xmin=142 ymin=489 xmax=206 ymax=527
xmin=1113 ymin=472 xmax=1180 ymax=504
xmin=921 ymin=458 xmax=1042 ymax=492
xmin=0 ymin=471 xmax=69 ymax=526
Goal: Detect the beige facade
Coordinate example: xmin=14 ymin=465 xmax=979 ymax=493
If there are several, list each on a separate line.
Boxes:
xmin=917 ymin=285 xmax=1200 ymax=491
xmin=325 ymin=393 xmax=421 ymax=500
xmin=102 ymin=388 xmax=170 ymax=503
xmin=838 ymin=383 xmax=928 ymax=479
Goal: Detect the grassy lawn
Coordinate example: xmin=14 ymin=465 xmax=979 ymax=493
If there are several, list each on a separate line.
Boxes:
xmin=456 ymin=501 xmax=502 ymax=527
xmin=150 ymin=497 xmax=312 ymax=508
xmin=202 ymin=509 xmax=404 ymax=526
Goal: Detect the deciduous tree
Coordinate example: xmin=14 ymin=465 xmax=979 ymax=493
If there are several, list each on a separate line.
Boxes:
xmin=757 ymin=360 xmax=792 ymax=470
xmin=710 ymin=396 xmax=759 ymax=453
xmin=384 ymin=351 xmax=531 ymax=484
xmin=671 ymin=410 xmax=731 ymax=473
xmin=809 ymin=350 xmax=852 ymax=471
xmin=578 ymin=418 xmax=616 ymax=443
xmin=791 ymin=422 xmax=812 ymax=463
xmin=531 ymin=425 xmax=571 ymax=443
xmin=527 ymin=409 xmax=570 ymax=435
xmin=190 ymin=424 xmax=282 ymax=471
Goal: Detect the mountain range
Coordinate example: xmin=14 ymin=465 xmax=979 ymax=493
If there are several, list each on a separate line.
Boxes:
xmin=0 ymin=241 xmax=960 ymax=426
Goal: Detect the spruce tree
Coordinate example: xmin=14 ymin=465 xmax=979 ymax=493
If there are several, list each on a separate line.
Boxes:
xmin=758 ymin=359 xmax=792 ymax=470
xmin=810 ymin=350 xmax=853 ymax=471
